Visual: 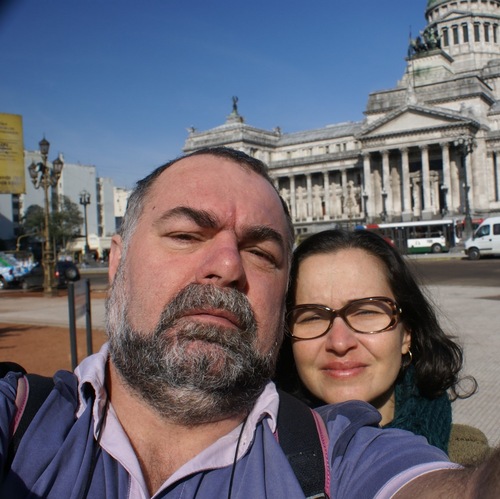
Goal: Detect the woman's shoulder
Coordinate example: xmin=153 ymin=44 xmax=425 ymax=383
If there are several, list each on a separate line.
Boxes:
xmin=448 ymin=423 xmax=491 ymax=466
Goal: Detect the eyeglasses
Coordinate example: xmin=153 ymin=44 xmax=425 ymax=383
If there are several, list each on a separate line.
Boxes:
xmin=288 ymin=297 xmax=402 ymax=340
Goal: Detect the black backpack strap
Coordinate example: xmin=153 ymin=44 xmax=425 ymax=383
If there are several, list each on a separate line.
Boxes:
xmin=0 ymin=362 xmax=26 ymax=377
xmin=4 ymin=372 xmax=55 ymax=471
xmin=277 ymin=390 xmax=329 ymax=499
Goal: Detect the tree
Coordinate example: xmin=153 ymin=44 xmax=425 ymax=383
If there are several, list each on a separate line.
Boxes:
xmin=22 ymin=196 xmax=84 ymax=252
xmin=51 ymin=195 xmax=84 ymax=249
xmin=23 ymin=205 xmax=45 ymax=235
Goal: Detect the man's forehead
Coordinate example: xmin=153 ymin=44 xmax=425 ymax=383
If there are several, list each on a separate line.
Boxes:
xmin=142 ymin=153 xmax=292 ymax=248
xmin=159 ymin=153 xmax=244 ymax=178
xmin=150 ymin=154 xmax=278 ymax=208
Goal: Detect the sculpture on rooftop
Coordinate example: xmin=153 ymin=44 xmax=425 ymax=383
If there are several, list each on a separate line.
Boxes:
xmin=409 ymin=26 xmax=441 ymax=56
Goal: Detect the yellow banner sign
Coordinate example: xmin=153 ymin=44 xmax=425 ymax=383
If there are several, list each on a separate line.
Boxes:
xmin=0 ymin=113 xmax=25 ymax=194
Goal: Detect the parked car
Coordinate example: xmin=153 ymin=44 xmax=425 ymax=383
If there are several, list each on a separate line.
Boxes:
xmin=0 ymin=265 xmax=17 ymax=290
xmin=0 ymin=252 xmax=24 ymax=289
xmin=21 ymin=261 xmax=81 ymax=290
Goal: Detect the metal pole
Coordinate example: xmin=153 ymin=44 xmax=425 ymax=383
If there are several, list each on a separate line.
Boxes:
xmin=80 ymin=191 xmax=91 ymax=260
xmin=29 ymin=137 xmax=63 ymax=297
xmin=85 ymin=278 xmax=93 ymax=356
xmin=462 ymin=151 xmax=473 ymax=240
xmin=84 ymin=202 xmax=89 ymax=256
xmin=41 ymin=158 xmax=54 ymax=297
xmin=454 ymin=135 xmax=475 ymax=241
xmin=67 ymin=282 xmax=78 ymax=370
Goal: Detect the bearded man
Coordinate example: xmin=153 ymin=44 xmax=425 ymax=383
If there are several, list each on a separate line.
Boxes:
xmin=1 ymin=147 xmax=498 ymax=498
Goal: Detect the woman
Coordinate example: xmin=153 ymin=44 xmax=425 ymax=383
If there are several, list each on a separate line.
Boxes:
xmin=274 ymin=229 xmax=489 ymax=465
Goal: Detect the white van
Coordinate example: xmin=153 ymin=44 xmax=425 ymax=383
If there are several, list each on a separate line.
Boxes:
xmin=465 ymin=216 xmax=500 ymax=260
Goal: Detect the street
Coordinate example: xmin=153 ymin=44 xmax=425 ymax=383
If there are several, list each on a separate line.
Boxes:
xmin=409 ymin=257 xmax=500 ymax=287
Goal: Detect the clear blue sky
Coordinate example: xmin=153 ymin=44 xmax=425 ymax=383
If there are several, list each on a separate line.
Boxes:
xmin=0 ymin=0 xmax=428 ymax=189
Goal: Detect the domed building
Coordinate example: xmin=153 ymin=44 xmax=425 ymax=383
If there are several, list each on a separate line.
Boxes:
xmin=184 ymin=1 xmax=500 ymax=241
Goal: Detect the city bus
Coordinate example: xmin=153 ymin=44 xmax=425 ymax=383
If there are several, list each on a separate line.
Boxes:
xmin=365 ymin=220 xmax=456 ymax=254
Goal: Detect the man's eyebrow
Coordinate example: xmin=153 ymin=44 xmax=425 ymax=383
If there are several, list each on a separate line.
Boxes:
xmin=153 ymin=206 xmax=219 ymax=229
xmin=154 ymin=207 xmax=285 ymax=251
xmin=243 ymin=225 xmax=286 ymax=252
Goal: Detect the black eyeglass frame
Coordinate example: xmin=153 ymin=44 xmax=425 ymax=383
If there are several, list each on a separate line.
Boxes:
xmin=287 ymin=296 xmax=402 ymax=340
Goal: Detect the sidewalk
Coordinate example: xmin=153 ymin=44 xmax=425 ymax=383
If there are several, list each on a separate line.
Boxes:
xmin=0 ymin=291 xmax=106 ymax=329
xmin=0 ymin=282 xmax=498 ymax=447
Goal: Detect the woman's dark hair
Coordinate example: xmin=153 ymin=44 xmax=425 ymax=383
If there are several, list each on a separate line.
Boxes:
xmin=274 ymin=228 xmax=475 ymax=405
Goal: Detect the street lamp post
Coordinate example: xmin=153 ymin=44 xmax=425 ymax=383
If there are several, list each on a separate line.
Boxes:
xmin=28 ymin=137 xmax=64 ymax=296
xmin=79 ymin=190 xmax=91 ymax=260
xmin=453 ymin=135 xmax=476 ymax=241
xmin=16 ymin=231 xmax=38 ymax=251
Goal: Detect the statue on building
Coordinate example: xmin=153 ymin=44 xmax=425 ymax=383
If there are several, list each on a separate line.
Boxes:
xmin=312 ymin=184 xmax=323 ymax=219
xmin=411 ymin=176 xmax=421 ymax=217
xmin=232 ymin=96 xmax=239 ymax=114
xmin=296 ymin=186 xmax=308 ymax=221
xmin=226 ymin=96 xmax=244 ymax=124
xmin=409 ymin=26 xmax=441 ymax=56
xmin=329 ymin=183 xmax=342 ymax=218
xmin=279 ymin=187 xmax=291 ymax=212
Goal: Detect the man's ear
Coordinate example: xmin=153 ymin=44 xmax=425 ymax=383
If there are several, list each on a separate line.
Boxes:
xmin=108 ymin=234 xmax=123 ymax=284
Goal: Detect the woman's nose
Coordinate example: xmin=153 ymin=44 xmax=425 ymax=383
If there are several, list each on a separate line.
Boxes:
xmin=324 ymin=317 xmax=358 ymax=354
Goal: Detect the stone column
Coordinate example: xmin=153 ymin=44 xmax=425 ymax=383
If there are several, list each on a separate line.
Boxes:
xmin=362 ymin=153 xmax=372 ymax=218
xmin=400 ymin=147 xmax=412 ymax=221
xmin=411 ymin=176 xmax=421 ymax=215
xmin=450 ymin=150 xmax=461 ymax=212
xmin=323 ymin=171 xmax=331 ymax=220
xmin=440 ymin=142 xmax=452 ymax=215
xmin=289 ymin=175 xmax=296 ymax=221
xmin=495 ymin=152 xmax=500 ymax=202
xmin=381 ymin=150 xmax=392 ymax=214
xmin=306 ymin=174 xmax=313 ymax=221
xmin=341 ymin=169 xmax=347 ymax=218
xmin=420 ymin=145 xmax=432 ymax=217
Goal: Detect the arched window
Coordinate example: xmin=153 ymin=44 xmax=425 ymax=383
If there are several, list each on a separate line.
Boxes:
xmin=484 ymin=23 xmax=490 ymax=42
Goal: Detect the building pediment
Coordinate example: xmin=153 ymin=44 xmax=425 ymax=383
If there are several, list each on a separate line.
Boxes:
xmin=437 ymin=9 xmax=470 ymax=22
xmin=358 ymin=105 xmax=478 ymax=139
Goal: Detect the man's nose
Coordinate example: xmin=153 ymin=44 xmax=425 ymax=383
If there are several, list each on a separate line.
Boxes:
xmin=195 ymin=235 xmax=247 ymax=290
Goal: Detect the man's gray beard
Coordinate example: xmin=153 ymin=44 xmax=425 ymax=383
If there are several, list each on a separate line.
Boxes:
xmin=106 ymin=273 xmax=282 ymax=426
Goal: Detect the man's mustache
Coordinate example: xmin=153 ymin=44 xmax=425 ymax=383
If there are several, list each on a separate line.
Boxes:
xmin=156 ymin=283 xmax=257 ymax=333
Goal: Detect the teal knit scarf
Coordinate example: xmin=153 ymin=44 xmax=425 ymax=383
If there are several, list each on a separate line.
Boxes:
xmin=383 ymin=366 xmax=452 ymax=454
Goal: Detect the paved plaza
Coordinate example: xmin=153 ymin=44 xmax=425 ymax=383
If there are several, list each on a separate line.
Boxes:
xmin=425 ymin=284 xmax=500 ymax=447
xmin=0 ymin=281 xmax=498 ymax=447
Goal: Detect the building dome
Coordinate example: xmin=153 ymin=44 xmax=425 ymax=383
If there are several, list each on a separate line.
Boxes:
xmin=426 ymin=0 xmax=452 ymax=15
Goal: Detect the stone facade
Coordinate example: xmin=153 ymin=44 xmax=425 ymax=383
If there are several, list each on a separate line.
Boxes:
xmin=184 ymin=0 xmax=500 ymax=238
